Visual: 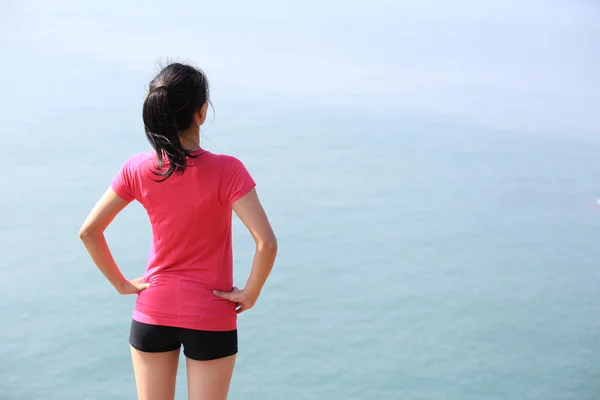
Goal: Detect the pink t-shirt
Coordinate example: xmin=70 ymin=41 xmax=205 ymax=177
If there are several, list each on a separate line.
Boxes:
xmin=111 ymin=149 xmax=255 ymax=331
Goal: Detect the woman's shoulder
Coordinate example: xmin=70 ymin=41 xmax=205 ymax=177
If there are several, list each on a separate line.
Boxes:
xmin=204 ymin=151 xmax=247 ymax=167
xmin=205 ymin=150 xmax=240 ymax=161
xmin=122 ymin=151 xmax=156 ymax=170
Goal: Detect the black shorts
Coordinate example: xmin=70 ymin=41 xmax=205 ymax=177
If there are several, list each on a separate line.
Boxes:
xmin=129 ymin=320 xmax=238 ymax=361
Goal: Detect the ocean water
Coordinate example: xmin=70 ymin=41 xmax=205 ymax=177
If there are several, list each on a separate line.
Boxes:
xmin=2 ymin=1 xmax=600 ymax=399
xmin=3 ymin=110 xmax=600 ymax=399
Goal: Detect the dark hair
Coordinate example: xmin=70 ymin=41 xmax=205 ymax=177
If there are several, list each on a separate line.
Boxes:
xmin=142 ymin=62 xmax=210 ymax=181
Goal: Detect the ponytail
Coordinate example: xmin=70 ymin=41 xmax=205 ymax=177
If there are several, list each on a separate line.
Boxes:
xmin=142 ymin=86 xmax=189 ymax=181
xmin=141 ymin=63 xmax=210 ymax=181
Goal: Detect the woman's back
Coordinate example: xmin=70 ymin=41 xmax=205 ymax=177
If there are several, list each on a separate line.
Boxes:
xmin=79 ymin=62 xmax=276 ymax=400
xmin=111 ymin=149 xmax=255 ymax=331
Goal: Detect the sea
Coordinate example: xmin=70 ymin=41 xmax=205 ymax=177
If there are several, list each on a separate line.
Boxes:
xmin=1 ymin=1 xmax=599 ymax=399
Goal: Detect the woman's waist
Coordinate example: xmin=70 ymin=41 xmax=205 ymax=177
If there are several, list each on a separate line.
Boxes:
xmin=143 ymin=266 xmax=232 ymax=289
xmin=136 ymin=274 xmax=236 ymax=320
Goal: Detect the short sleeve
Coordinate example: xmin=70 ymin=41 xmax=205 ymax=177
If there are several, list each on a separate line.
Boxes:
xmin=110 ymin=157 xmax=137 ymax=202
xmin=220 ymin=157 xmax=256 ymax=205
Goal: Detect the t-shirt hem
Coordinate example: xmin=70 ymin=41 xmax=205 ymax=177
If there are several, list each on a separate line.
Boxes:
xmin=132 ymin=311 xmax=237 ymax=332
xmin=229 ymin=183 xmax=256 ymax=205
xmin=110 ymin=182 xmax=134 ymax=202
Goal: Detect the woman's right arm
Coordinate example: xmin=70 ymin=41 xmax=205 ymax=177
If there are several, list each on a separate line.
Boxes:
xmin=213 ymin=188 xmax=277 ymax=313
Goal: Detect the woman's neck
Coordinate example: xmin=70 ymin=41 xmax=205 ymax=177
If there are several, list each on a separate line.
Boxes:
xmin=179 ymin=128 xmax=201 ymax=151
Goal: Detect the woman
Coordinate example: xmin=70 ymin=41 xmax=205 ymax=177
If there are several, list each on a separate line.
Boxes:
xmin=79 ymin=62 xmax=277 ymax=400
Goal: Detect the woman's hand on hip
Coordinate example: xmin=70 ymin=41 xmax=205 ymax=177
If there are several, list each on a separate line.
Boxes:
xmin=118 ymin=277 xmax=150 ymax=295
xmin=213 ymin=286 xmax=259 ymax=314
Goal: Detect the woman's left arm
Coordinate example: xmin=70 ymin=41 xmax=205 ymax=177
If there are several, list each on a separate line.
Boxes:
xmin=79 ymin=187 xmax=149 ymax=295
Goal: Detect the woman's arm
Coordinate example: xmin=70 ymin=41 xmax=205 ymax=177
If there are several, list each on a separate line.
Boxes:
xmin=214 ymin=188 xmax=277 ymax=313
xmin=79 ymin=187 xmax=149 ymax=294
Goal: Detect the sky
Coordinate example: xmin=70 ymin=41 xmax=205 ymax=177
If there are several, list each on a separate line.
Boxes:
xmin=1 ymin=0 xmax=599 ymax=134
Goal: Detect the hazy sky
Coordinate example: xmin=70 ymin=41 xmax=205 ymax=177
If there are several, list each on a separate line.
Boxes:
xmin=1 ymin=0 xmax=599 ymax=133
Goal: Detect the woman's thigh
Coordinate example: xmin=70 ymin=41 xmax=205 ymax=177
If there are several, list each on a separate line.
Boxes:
xmin=130 ymin=346 xmax=180 ymax=400
xmin=186 ymin=354 xmax=236 ymax=400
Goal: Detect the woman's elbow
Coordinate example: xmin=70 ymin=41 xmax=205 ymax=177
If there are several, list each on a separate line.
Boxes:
xmin=257 ymin=235 xmax=278 ymax=253
xmin=78 ymin=227 xmax=91 ymax=240
xmin=79 ymin=225 xmax=100 ymax=241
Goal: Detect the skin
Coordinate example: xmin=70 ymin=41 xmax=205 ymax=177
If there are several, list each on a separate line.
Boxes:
xmin=79 ymin=102 xmax=277 ymax=400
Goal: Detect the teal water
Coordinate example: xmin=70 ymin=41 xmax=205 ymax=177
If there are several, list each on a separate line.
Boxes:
xmin=2 ymin=1 xmax=600 ymax=399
